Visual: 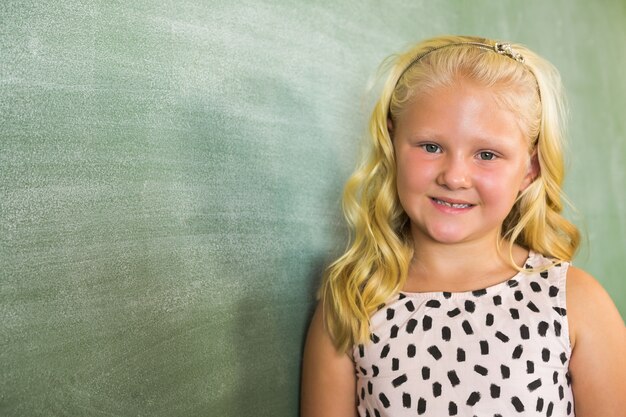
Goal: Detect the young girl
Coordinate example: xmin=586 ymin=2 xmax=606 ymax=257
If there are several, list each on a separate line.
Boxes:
xmin=301 ymin=35 xmax=625 ymax=417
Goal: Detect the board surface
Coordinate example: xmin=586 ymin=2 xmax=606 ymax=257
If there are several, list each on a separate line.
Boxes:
xmin=1 ymin=1 xmax=624 ymax=415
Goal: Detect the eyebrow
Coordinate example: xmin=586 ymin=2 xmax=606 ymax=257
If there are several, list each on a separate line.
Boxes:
xmin=407 ymin=132 xmax=520 ymax=147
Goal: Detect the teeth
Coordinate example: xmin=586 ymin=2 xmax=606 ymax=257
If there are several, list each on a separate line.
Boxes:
xmin=435 ymin=199 xmax=471 ymax=208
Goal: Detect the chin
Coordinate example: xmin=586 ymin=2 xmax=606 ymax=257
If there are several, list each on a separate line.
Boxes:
xmin=423 ymin=228 xmax=472 ymax=244
xmin=430 ymin=235 xmax=470 ymax=245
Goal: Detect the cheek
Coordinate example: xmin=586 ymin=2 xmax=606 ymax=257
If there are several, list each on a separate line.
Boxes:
xmin=475 ymin=169 xmax=525 ymax=205
xmin=396 ymin=159 xmax=434 ymax=193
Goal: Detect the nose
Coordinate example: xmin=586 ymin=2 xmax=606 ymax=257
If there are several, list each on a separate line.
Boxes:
xmin=437 ymin=155 xmax=472 ymax=190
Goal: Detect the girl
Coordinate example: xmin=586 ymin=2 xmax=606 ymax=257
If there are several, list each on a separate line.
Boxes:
xmin=301 ymin=35 xmax=625 ymax=417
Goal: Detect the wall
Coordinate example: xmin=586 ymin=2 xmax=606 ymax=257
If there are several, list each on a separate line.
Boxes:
xmin=1 ymin=1 xmax=624 ymax=415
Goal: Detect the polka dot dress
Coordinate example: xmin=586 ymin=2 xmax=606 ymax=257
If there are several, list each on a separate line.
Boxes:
xmin=354 ymin=251 xmax=574 ymax=417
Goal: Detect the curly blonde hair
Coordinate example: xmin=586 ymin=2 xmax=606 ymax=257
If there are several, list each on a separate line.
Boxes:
xmin=320 ymin=35 xmax=580 ymax=352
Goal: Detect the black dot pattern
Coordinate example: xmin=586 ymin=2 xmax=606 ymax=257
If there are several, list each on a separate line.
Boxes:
xmin=354 ymin=252 xmax=573 ymax=416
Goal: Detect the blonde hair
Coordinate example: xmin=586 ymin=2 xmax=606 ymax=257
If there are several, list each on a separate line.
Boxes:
xmin=320 ymin=35 xmax=580 ymax=352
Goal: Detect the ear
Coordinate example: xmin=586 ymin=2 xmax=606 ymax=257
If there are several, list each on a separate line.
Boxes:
xmin=520 ymin=150 xmax=540 ymax=191
xmin=387 ymin=117 xmax=394 ymax=137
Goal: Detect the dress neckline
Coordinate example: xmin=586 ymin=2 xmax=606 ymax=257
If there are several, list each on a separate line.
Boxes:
xmin=399 ymin=250 xmax=537 ymax=299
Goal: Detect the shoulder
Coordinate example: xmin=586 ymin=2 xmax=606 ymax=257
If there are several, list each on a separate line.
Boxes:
xmin=565 ymin=265 xmax=609 ymax=306
xmin=565 ymin=266 xmax=626 ymax=414
xmin=301 ymin=302 xmax=357 ymax=417
xmin=565 ymin=265 xmax=623 ymax=348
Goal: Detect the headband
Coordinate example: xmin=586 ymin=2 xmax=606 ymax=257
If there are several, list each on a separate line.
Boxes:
xmin=410 ymin=41 xmax=525 ymax=64
xmin=397 ymin=41 xmax=527 ymax=88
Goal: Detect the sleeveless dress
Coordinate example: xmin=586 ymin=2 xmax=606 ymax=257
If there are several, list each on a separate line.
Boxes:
xmin=353 ymin=251 xmax=574 ymax=417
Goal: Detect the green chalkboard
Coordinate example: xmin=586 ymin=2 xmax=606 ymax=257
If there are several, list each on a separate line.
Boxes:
xmin=1 ymin=1 xmax=624 ymax=416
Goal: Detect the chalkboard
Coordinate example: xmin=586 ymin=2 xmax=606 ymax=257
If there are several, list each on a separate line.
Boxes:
xmin=1 ymin=1 xmax=624 ymax=416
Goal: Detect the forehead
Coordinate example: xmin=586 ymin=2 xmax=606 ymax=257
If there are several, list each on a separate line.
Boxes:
xmin=394 ymin=81 xmax=527 ymax=145
xmin=395 ymin=74 xmax=536 ymax=140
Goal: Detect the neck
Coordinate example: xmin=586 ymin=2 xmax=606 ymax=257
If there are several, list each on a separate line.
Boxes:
xmin=406 ymin=235 xmax=527 ymax=293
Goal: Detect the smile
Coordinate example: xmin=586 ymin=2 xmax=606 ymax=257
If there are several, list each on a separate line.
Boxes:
xmin=432 ymin=198 xmax=474 ymax=209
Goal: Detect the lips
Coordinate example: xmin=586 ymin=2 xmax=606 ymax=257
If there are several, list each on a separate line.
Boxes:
xmin=431 ymin=197 xmax=475 ymax=209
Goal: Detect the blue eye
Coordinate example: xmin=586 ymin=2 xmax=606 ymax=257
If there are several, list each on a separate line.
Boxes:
xmin=478 ymin=151 xmax=496 ymax=160
xmin=422 ymin=144 xmax=441 ymax=153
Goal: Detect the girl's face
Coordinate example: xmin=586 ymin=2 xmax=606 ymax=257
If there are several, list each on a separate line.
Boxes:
xmin=392 ymin=79 xmax=537 ymax=247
